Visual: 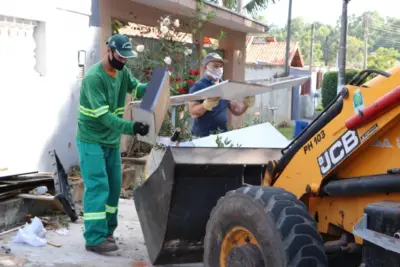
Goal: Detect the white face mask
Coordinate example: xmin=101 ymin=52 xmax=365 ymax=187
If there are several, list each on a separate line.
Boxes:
xmin=206 ymin=65 xmax=223 ymax=80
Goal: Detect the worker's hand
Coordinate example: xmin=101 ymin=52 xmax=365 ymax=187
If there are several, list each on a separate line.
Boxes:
xmin=203 ymin=97 xmax=220 ymax=111
xmin=243 ymin=96 xmax=255 ymax=108
xmin=133 ymin=122 xmax=149 ymax=136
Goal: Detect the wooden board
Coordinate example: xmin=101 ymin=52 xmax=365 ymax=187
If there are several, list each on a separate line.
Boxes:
xmin=133 ymin=67 xmax=170 ymax=145
xmin=130 ymin=76 xmax=310 ymax=106
xmin=0 ymin=170 xmax=38 ymax=179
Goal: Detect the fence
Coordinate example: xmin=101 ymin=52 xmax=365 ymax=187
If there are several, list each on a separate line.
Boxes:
xmin=243 ymin=65 xmax=293 ymax=126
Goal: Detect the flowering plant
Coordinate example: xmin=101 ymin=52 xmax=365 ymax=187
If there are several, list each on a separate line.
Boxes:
xmin=113 ymin=1 xmax=225 ymax=142
xmin=171 ymin=69 xmax=201 ymax=95
xmin=123 ymin=15 xmax=204 ymax=97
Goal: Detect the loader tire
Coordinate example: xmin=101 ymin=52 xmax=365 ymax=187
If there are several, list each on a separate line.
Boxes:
xmin=203 ymin=186 xmax=327 ymax=267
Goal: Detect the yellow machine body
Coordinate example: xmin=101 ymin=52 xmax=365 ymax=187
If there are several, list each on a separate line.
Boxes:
xmin=271 ymin=66 xmax=400 ymax=244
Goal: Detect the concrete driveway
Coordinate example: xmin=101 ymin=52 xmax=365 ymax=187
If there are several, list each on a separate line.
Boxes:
xmin=0 ymin=199 xmax=202 ymax=267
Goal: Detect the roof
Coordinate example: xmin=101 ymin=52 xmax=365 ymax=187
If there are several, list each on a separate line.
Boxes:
xmin=118 ymin=22 xmax=219 ymax=47
xmin=130 ymin=0 xmax=267 ymax=33
xmin=246 ymin=36 xmax=304 ymax=67
xmin=118 ymin=22 xmax=191 ymax=42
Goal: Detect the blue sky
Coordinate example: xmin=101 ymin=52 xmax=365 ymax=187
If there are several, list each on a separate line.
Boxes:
xmin=248 ymin=0 xmax=399 ymax=27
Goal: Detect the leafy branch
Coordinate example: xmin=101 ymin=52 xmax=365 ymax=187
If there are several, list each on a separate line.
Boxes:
xmin=215 ymin=135 xmax=242 ymax=147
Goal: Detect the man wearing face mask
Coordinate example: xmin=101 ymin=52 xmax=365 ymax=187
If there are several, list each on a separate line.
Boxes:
xmin=76 ymin=34 xmax=150 ymax=253
xmin=188 ymin=53 xmax=255 ymax=138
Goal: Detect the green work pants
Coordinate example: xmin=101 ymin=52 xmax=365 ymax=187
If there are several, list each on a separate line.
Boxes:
xmin=76 ymin=139 xmax=122 ymax=246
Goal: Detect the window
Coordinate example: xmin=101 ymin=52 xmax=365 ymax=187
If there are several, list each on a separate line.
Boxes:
xmin=0 ymin=15 xmax=44 ymax=78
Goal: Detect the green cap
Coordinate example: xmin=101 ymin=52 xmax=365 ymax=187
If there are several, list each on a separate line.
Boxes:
xmin=106 ymin=34 xmax=137 ymax=58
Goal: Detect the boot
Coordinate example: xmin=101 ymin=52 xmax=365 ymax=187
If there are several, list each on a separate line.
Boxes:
xmin=107 ymin=235 xmax=116 ymax=243
xmin=86 ymin=240 xmax=118 ymax=253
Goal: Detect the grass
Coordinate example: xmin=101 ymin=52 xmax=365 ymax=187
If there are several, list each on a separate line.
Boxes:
xmin=277 ymin=126 xmax=294 ymax=140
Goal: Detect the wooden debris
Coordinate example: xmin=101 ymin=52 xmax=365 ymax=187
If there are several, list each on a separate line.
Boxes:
xmin=0 ymin=225 xmax=22 ymax=237
xmin=0 ymin=173 xmax=54 ymax=201
xmin=47 ymin=241 xmax=62 ymax=248
xmin=132 ymin=260 xmax=153 ymax=267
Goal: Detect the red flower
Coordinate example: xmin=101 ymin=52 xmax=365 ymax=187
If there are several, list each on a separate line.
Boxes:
xmin=173 ymin=77 xmax=182 ymax=82
xmin=187 ymin=80 xmax=195 ymax=85
xmin=178 ymin=88 xmax=188 ymax=94
xmin=194 ymin=70 xmax=200 ymax=75
xmin=145 ymin=71 xmax=151 ymax=76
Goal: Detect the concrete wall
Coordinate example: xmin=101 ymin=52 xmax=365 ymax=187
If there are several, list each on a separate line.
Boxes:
xmin=0 ymin=0 xmax=100 ymax=172
xmin=244 ymin=64 xmax=292 ymax=124
xmin=245 ymin=65 xmax=285 ymax=82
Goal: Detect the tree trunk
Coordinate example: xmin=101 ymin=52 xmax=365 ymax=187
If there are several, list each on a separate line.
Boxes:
xmin=237 ymin=0 xmax=244 ymax=13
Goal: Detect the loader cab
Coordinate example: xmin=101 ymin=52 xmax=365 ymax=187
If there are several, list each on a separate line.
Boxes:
xmin=273 ymin=69 xmax=391 ymax=180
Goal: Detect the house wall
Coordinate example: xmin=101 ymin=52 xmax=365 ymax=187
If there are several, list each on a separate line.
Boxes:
xmin=245 ymin=64 xmax=285 ymax=81
xmin=0 ymin=0 xmax=100 ymax=173
xmin=244 ymin=64 xmax=292 ymax=125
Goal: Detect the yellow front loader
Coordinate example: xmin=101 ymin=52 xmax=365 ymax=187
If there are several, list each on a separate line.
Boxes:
xmin=133 ymin=66 xmax=400 ymax=267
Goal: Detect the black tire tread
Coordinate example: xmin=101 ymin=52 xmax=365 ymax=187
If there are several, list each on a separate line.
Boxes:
xmin=205 ymin=186 xmax=327 ymax=267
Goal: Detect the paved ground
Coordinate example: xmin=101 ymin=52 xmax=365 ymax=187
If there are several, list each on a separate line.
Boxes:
xmin=0 ymin=199 xmax=202 ymax=267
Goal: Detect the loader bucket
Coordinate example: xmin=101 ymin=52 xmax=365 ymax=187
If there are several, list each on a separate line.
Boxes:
xmin=133 ymin=146 xmax=282 ymax=265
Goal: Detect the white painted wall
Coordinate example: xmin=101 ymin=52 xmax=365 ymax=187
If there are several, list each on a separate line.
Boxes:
xmin=245 ymin=64 xmax=292 ymax=124
xmin=0 ymin=0 xmax=100 ymax=173
xmin=245 ymin=65 xmax=285 ymax=82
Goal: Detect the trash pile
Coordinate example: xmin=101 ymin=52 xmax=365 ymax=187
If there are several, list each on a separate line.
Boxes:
xmin=9 ymin=216 xmax=69 ymax=248
xmin=0 ymin=150 xmax=78 ymax=241
xmin=12 ymin=217 xmax=47 ymax=247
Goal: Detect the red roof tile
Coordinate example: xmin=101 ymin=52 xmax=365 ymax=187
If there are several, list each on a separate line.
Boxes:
xmin=246 ymin=36 xmax=304 ymax=67
xmin=118 ymin=22 xmax=218 ymax=46
xmin=118 ymin=22 xmax=192 ymax=43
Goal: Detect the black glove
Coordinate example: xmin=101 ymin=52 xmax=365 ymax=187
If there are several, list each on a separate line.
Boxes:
xmin=133 ymin=122 xmax=149 ymax=136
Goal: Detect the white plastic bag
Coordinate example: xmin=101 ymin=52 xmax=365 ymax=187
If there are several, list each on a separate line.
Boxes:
xmin=12 ymin=217 xmax=47 ymax=247
xmin=55 ymin=228 xmax=69 ymax=236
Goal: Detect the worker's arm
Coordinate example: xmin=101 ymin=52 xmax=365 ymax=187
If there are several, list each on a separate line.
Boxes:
xmin=188 ymin=83 xmax=206 ymax=118
xmin=126 ymin=69 xmax=148 ymax=100
xmin=82 ymin=74 xmax=138 ymax=135
xmin=188 ymin=101 xmax=207 ymax=118
xmin=228 ymin=100 xmax=247 ymax=116
xmin=188 ymin=83 xmax=220 ymax=118
xmin=228 ymin=96 xmax=256 ymax=116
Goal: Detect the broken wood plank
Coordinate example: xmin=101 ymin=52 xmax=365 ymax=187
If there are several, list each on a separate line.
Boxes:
xmin=17 ymin=194 xmax=56 ymax=201
xmin=0 ymin=170 xmax=38 ymax=179
xmin=122 ymin=156 xmax=148 ymax=166
xmin=47 ymin=241 xmax=62 ymax=248
xmin=0 ymin=225 xmax=23 ymax=236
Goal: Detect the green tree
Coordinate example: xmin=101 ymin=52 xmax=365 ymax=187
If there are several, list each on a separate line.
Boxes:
xmin=372 ymin=17 xmax=400 ymax=52
xmin=346 ymin=36 xmax=364 ymax=69
xmin=367 ymin=47 xmax=400 ymax=71
xmin=266 ymin=24 xmax=286 ymax=41
xmin=207 ymin=0 xmax=277 ymax=18
xmin=321 ymin=70 xmax=359 ymax=107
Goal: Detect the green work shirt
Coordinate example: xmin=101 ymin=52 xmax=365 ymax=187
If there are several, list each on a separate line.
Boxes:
xmin=76 ymin=61 xmax=147 ymax=148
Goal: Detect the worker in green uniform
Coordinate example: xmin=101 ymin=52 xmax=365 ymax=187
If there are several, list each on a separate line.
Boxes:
xmin=76 ymin=34 xmax=149 ymax=253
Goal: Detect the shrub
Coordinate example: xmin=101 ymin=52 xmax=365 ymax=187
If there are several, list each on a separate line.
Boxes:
xmin=321 ymin=70 xmax=359 ymax=108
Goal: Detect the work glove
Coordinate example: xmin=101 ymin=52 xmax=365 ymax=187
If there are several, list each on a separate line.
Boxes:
xmin=133 ymin=122 xmax=149 ymax=136
xmin=243 ymin=96 xmax=255 ymax=108
xmin=203 ymin=97 xmax=220 ymax=111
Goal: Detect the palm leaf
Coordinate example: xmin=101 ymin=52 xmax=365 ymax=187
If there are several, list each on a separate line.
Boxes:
xmin=244 ymin=0 xmax=276 ymax=15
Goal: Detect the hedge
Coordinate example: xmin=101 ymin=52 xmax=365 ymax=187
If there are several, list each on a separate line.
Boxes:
xmin=321 ymin=70 xmax=359 ymax=108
